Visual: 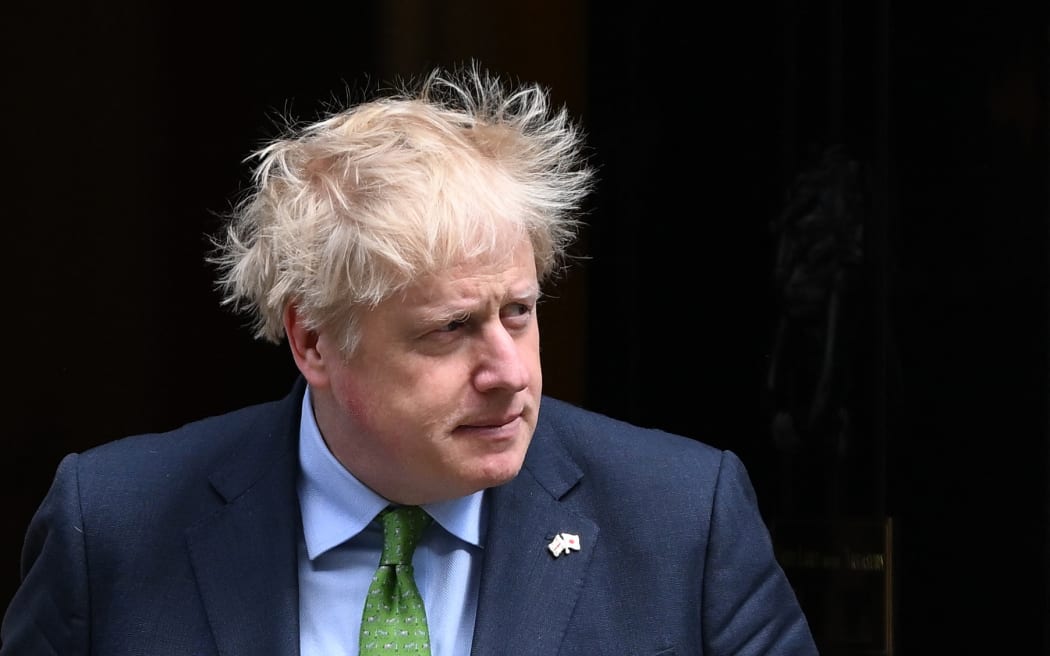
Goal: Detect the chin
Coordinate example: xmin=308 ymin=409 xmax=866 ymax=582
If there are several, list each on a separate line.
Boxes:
xmin=471 ymin=453 xmax=527 ymax=489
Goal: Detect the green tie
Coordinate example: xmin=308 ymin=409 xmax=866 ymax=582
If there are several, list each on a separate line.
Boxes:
xmin=359 ymin=506 xmax=433 ymax=655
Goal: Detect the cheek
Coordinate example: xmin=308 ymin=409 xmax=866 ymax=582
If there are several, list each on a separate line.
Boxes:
xmin=411 ymin=363 xmax=475 ymax=418
xmin=342 ymin=356 xmax=460 ymax=432
xmin=329 ymin=353 xmax=405 ymax=420
xmin=329 ymin=369 xmax=377 ymax=427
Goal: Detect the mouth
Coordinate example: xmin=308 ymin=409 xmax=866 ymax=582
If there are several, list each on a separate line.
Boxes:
xmin=456 ymin=411 xmax=524 ymax=435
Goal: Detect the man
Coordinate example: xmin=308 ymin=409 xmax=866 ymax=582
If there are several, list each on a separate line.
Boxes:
xmin=1 ymin=63 xmax=818 ymax=654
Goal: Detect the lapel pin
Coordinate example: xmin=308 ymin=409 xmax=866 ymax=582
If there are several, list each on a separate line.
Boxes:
xmin=547 ymin=532 xmax=582 ymax=558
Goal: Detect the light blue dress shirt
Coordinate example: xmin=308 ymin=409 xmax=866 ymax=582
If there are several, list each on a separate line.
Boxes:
xmin=296 ymin=387 xmax=485 ymax=656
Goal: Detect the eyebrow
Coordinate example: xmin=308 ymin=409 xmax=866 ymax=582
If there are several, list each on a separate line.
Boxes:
xmin=416 ymin=284 xmax=541 ymax=324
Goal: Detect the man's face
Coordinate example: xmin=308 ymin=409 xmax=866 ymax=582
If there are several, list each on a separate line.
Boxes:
xmin=310 ymin=238 xmax=543 ymax=505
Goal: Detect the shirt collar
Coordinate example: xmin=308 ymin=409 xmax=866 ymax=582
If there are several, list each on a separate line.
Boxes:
xmin=297 ymin=385 xmax=485 ymax=560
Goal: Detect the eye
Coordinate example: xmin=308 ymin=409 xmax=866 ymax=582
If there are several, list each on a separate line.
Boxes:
xmin=501 ymin=302 xmax=534 ymax=324
xmin=437 ymin=313 xmax=470 ymax=333
xmin=506 ymin=303 xmax=530 ymax=316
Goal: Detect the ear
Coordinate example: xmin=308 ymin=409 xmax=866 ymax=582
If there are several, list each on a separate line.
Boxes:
xmin=284 ymin=303 xmax=329 ymax=388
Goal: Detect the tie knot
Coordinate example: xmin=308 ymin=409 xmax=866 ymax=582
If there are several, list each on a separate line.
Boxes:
xmin=380 ymin=506 xmax=431 ymax=565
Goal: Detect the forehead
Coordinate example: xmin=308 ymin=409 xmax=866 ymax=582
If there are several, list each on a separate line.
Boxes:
xmin=407 ymin=240 xmax=538 ymax=306
xmin=363 ymin=239 xmax=538 ymax=326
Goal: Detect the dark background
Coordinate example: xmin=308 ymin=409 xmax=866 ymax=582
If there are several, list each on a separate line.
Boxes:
xmin=3 ymin=2 xmax=1047 ymax=654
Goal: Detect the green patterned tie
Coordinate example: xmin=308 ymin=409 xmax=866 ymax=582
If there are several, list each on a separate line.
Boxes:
xmin=359 ymin=506 xmax=433 ymax=655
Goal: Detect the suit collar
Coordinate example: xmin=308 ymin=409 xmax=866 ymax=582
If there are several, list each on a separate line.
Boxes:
xmin=186 ymin=378 xmax=306 ymax=656
xmin=471 ymin=397 xmax=599 ymax=655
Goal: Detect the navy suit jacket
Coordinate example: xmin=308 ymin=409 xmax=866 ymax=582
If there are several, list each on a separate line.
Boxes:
xmin=1 ymin=379 xmax=818 ymax=655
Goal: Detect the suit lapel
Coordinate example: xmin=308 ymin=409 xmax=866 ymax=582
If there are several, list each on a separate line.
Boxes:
xmin=186 ymin=381 xmax=305 ymax=656
xmin=471 ymin=412 xmax=598 ymax=655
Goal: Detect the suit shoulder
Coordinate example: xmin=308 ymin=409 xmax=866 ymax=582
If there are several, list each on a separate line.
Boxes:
xmin=531 ymin=396 xmax=755 ymax=523
xmin=537 ymin=396 xmax=725 ymax=465
xmin=77 ymin=393 xmax=294 ymax=478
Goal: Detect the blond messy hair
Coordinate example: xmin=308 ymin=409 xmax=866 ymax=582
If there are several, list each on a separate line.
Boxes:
xmin=210 ymin=63 xmax=595 ymax=354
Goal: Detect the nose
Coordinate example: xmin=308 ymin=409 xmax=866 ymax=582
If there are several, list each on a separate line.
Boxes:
xmin=473 ymin=324 xmax=531 ymax=393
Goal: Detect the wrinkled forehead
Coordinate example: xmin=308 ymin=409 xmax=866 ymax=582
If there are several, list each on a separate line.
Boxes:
xmin=400 ymin=236 xmax=539 ymax=304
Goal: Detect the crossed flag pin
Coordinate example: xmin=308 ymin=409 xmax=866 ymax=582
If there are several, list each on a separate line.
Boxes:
xmin=547 ymin=532 xmax=581 ymax=558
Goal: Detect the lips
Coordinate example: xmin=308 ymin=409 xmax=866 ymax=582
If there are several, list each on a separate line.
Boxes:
xmin=456 ymin=407 xmax=526 ymax=432
xmin=461 ymin=413 xmax=521 ymax=429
